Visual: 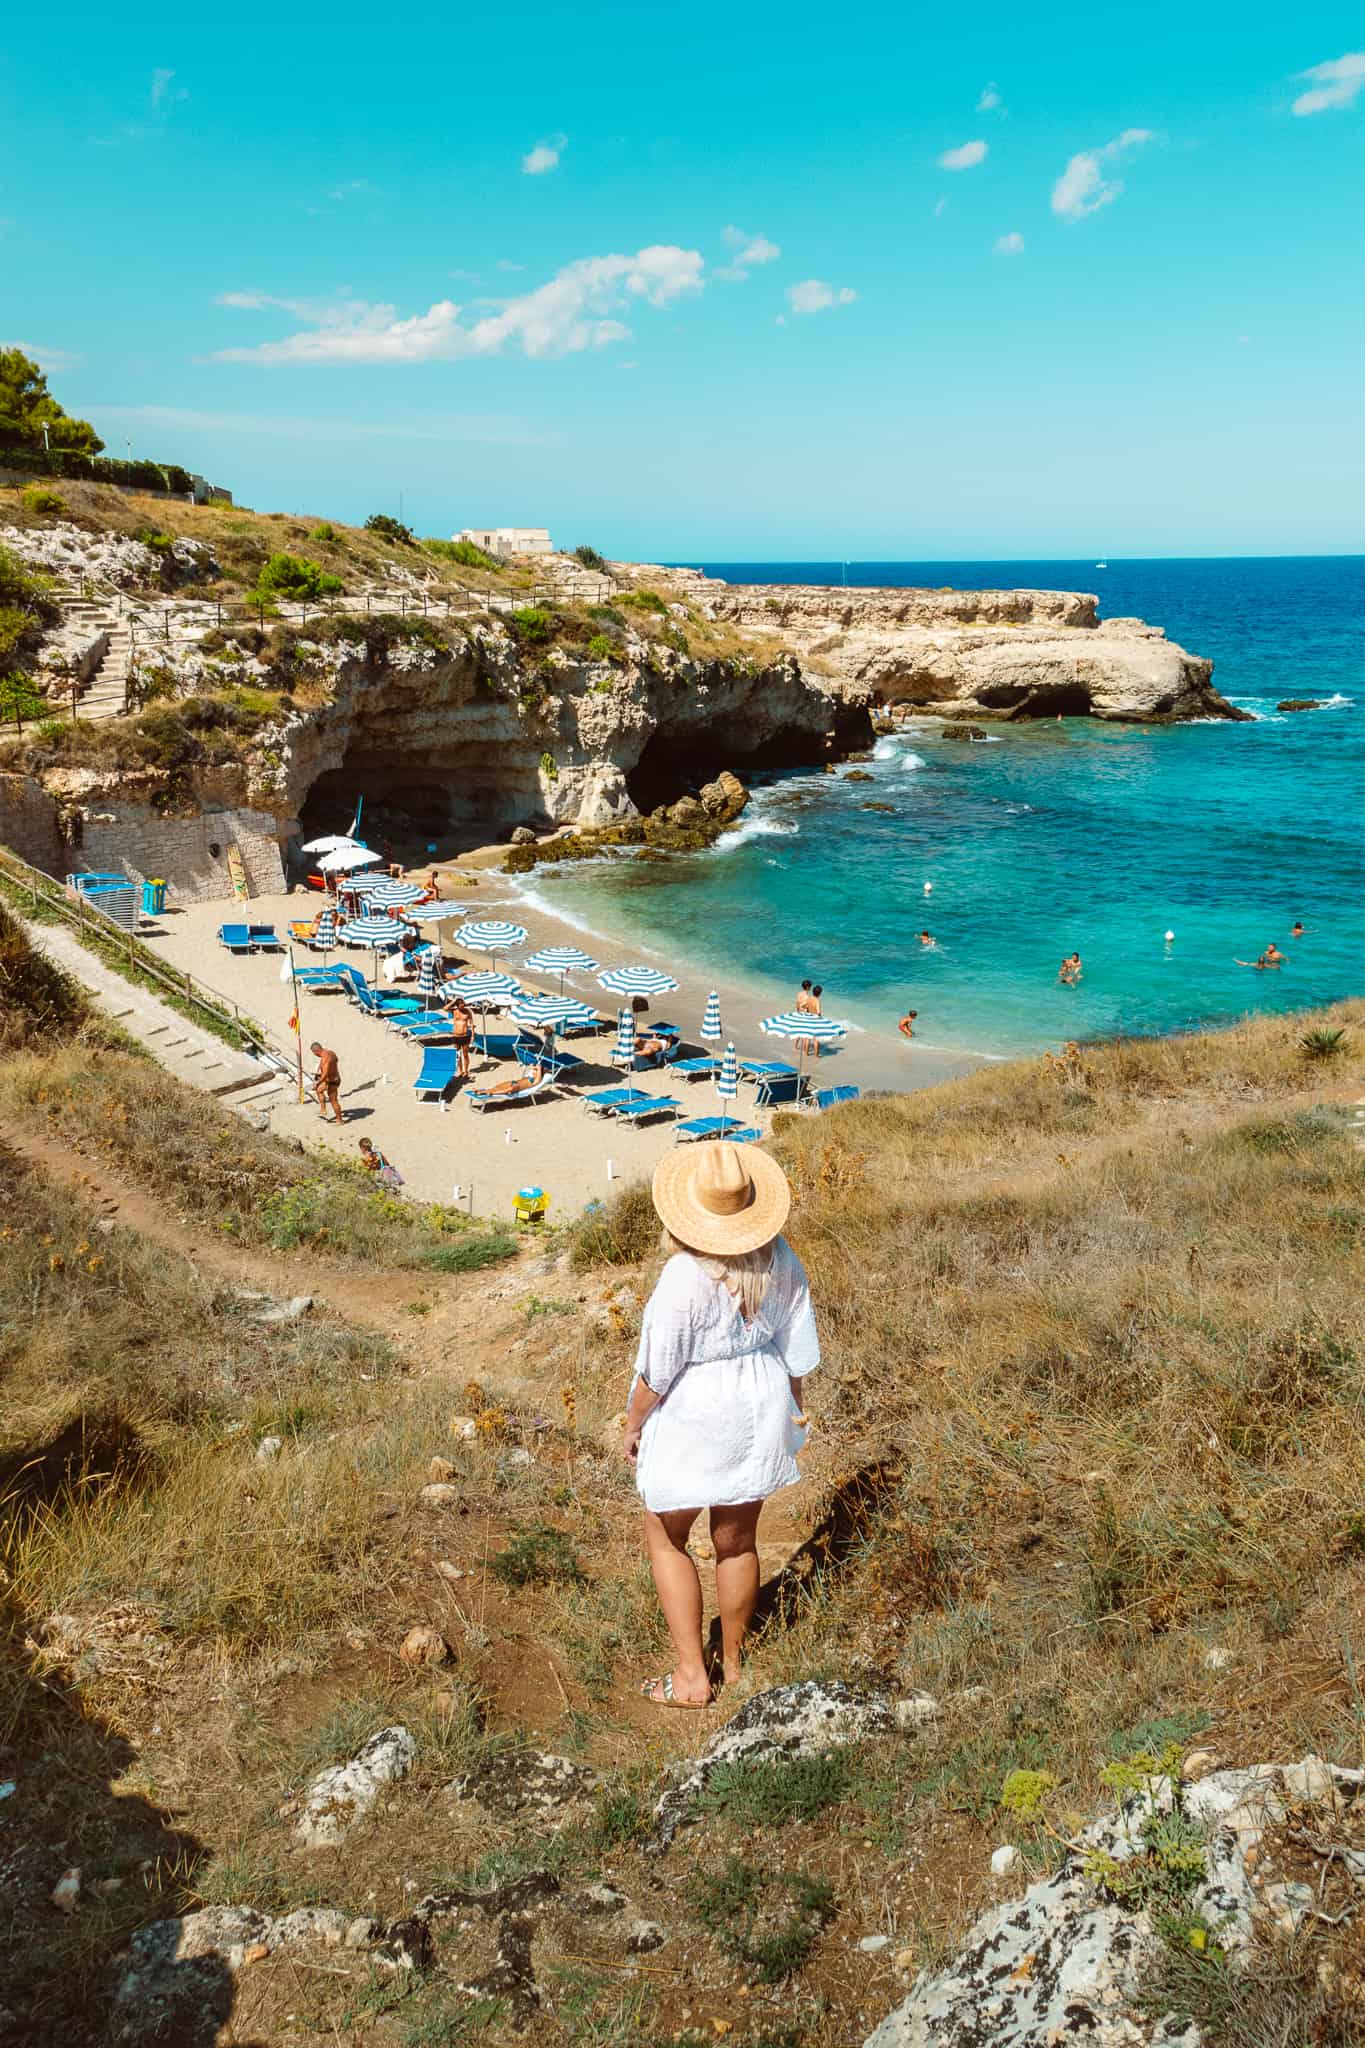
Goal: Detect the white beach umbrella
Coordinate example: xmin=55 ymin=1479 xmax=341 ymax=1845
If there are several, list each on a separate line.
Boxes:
xmin=317 ymin=842 xmax=383 ymax=874
xmin=598 ymin=964 xmax=679 ymax=999
xmin=523 ymin=944 xmax=601 ymax=992
xmin=700 ymin=990 xmax=723 ymax=1042
xmin=301 ymin=833 xmax=359 ymax=855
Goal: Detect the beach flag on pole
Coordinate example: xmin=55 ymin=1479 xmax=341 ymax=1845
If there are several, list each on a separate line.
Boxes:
xmin=700 ymin=991 xmax=722 ymax=1042
xmin=716 ymin=1039 xmax=738 ymax=1131
xmin=611 ymin=1006 xmax=636 ymax=1071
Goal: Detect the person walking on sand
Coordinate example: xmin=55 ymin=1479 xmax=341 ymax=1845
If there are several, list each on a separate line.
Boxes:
xmin=623 ymin=1144 xmax=818 ymax=1709
xmin=448 ymin=996 xmax=475 ymax=1081
xmin=310 ymin=1041 xmax=344 ymax=1125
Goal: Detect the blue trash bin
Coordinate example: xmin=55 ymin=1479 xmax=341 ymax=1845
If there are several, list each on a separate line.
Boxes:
xmin=142 ymin=878 xmax=168 ymax=916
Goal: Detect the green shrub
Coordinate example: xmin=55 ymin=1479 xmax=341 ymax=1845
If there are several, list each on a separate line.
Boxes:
xmin=1299 ymin=1027 xmax=1351 ymax=1061
xmin=254 ymin=553 xmax=344 ymax=603
xmin=309 ymin=522 xmax=340 ymax=543
xmin=0 ymin=669 xmax=45 ymax=729
xmin=20 ymin=484 xmax=64 ymax=516
xmin=619 ymin=589 xmax=668 ymax=615
xmin=133 ymin=527 xmax=176 ymax=554
xmin=572 ymin=543 xmax=609 ymax=573
xmin=423 ymin=537 xmax=498 ymax=571
xmin=569 ymin=1180 xmax=657 ymax=1270
xmin=689 ymin=1859 xmax=836 ymax=1982
xmin=421 ymin=1235 xmax=517 ymax=1273
xmin=490 ymin=1525 xmax=585 ymax=1588
xmin=509 ymin=604 xmax=554 ymax=645
xmin=586 ymin=633 xmax=617 ymax=662
xmin=364 ymin=513 xmax=416 ymax=547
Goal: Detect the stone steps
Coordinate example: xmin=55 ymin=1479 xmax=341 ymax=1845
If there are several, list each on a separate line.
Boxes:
xmin=20 ymin=919 xmax=273 ymax=1096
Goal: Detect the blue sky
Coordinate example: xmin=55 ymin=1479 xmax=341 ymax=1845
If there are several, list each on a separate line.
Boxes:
xmin=4 ymin=2 xmax=1364 ymax=557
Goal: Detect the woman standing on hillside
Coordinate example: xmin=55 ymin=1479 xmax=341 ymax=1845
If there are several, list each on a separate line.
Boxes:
xmin=623 ymin=1143 xmax=818 ymax=1708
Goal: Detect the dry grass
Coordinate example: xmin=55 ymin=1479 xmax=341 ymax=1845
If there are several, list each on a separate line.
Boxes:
xmin=0 ymin=1038 xmax=511 ymax=1268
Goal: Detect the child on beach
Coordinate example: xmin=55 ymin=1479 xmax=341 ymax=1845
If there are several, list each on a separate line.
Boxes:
xmin=898 ymin=1008 xmax=918 ymax=1038
xmin=358 ymin=1138 xmax=404 ymax=1192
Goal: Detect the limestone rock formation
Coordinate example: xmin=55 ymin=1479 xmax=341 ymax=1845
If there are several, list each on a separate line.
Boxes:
xmin=706 ymin=581 xmax=1241 ymax=724
xmin=292 ymin=1724 xmax=416 ymax=1850
xmin=865 ymin=1755 xmax=1365 ymax=2048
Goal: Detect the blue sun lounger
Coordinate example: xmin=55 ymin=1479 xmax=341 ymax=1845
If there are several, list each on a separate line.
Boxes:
xmin=394 ymin=1016 xmax=455 ymax=1042
xmin=414 ymin=1047 xmax=459 ymax=1099
xmin=289 ymin=965 xmax=346 ymax=992
xmin=812 ymin=1085 xmax=860 ymax=1112
xmin=611 ymin=1095 xmax=681 ymax=1125
xmin=739 ymin=1057 xmax=798 ymax=1083
xmin=670 ymin=1056 xmax=717 ymax=1082
xmin=516 ymin=1043 xmax=583 ymax=1080
xmin=583 ymin=1087 xmax=643 ymax=1116
xmin=248 ymin=924 xmax=283 ymax=951
xmin=218 ymin=923 xmax=253 ymax=953
xmin=673 ymin=1116 xmax=760 ymax=1143
xmin=755 ymin=1070 xmax=807 ymax=1108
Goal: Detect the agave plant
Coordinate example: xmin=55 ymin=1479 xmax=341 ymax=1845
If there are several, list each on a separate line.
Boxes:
xmin=1298 ymin=1027 xmax=1351 ymax=1061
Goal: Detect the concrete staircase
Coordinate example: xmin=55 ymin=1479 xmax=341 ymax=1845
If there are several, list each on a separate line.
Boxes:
xmin=53 ymin=589 xmax=133 ymax=720
xmin=22 ymin=918 xmax=291 ymax=1113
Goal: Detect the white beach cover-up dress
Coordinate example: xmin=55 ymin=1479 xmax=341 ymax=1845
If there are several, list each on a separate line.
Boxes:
xmin=631 ymin=1240 xmax=820 ymax=1515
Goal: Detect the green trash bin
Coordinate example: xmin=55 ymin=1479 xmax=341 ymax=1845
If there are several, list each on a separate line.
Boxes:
xmin=142 ymin=878 xmax=168 ymax=916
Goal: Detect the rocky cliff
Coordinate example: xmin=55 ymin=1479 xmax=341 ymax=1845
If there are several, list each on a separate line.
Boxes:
xmin=701 ymin=581 xmax=1242 ymax=723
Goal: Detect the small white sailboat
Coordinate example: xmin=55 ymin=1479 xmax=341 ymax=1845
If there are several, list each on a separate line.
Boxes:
xmin=1095 ymin=560 xmax=1108 ymax=568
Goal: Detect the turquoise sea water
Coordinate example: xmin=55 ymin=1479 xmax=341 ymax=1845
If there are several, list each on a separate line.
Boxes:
xmin=525 ymin=558 xmax=1365 ymax=1058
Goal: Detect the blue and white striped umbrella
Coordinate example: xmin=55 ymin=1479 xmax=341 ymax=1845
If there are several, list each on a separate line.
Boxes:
xmin=456 ymin=919 xmax=528 ymax=964
xmin=510 ymin=994 xmax=597 ymax=1036
xmin=611 ymin=1006 xmax=636 ymax=1068
xmin=716 ymin=1040 xmax=739 ymax=1109
xmin=523 ymin=944 xmax=600 ymax=991
xmin=598 ymin=964 xmax=679 ymax=998
xmin=759 ymin=1010 xmax=847 ymax=1043
xmin=338 ymin=914 xmax=403 ymax=948
xmin=417 ymin=950 xmax=440 ymax=1007
xmin=406 ymin=901 xmax=470 ymax=923
xmin=363 ymin=880 xmax=426 ymax=909
xmin=314 ymin=907 xmax=337 ymax=951
xmin=338 ymin=912 xmax=402 ymax=982
xmin=443 ymin=970 xmax=522 ymax=1005
xmin=700 ymin=990 xmax=723 ymax=1042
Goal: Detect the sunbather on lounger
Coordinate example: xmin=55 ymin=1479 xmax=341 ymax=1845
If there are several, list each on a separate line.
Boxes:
xmin=482 ymin=1060 xmax=547 ymax=1097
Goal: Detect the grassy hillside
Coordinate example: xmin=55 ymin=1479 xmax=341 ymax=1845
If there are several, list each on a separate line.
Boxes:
xmin=3 ymin=945 xmax=1364 ymax=2045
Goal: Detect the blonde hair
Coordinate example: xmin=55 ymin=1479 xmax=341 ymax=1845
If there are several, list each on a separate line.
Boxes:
xmin=663 ymin=1228 xmax=776 ymax=1321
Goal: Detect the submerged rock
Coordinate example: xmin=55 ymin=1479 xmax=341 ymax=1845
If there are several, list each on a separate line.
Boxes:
xmin=1277 ymin=698 xmax=1323 ymax=712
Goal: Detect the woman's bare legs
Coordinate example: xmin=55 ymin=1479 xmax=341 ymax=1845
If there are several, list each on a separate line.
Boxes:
xmin=642 ymin=1507 xmax=712 ymax=1704
xmin=710 ymin=1499 xmax=764 ymax=1685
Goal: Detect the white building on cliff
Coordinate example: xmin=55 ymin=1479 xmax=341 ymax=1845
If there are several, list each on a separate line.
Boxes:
xmin=456 ymin=526 xmax=554 ymax=559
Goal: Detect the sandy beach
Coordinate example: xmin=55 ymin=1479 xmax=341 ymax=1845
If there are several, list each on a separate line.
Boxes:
xmin=141 ymin=855 xmax=987 ymax=1223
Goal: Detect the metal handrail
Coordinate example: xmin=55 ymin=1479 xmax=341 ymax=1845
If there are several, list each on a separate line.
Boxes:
xmin=0 ymin=841 xmax=282 ymax=1059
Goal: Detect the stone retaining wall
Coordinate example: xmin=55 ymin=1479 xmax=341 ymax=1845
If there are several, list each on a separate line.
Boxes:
xmin=74 ymin=802 xmax=286 ymax=904
xmin=0 ymin=773 xmax=66 ymax=874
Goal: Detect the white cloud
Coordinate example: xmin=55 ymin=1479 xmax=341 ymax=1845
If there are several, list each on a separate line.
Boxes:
xmin=993 ymin=231 xmax=1025 ymax=255
xmin=939 ymin=139 xmax=988 ymax=170
xmin=1051 ymin=127 xmax=1154 ymax=220
xmin=91 ymin=403 xmax=552 ymax=446
xmin=977 ymin=83 xmax=1001 ymax=111
xmin=522 ymin=134 xmax=566 ymax=175
xmin=496 ymin=259 xmax=525 ymax=273
xmin=9 ymin=341 xmax=81 ymax=372
xmin=214 ymin=245 xmax=705 ymax=365
xmin=1291 ymin=51 xmax=1365 ymax=115
xmin=786 ymin=279 xmax=857 ymax=316
xmin=717 ymin=224 xmax=782 ymax=280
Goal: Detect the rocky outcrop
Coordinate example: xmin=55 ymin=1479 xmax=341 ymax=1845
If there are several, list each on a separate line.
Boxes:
xmin=252 ymin=622 xmax=868 ymax=841
xmin=866 ymin=1754 xmax=1365 ymax=2048
xmin=1 ymin=521 xmax=216 ymax=591
xmin=706 ymin=582 xmax=1242 ymax=724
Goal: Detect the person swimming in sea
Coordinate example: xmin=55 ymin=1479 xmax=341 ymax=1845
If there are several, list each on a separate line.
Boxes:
xmin=1058 ymin=952 xmax=1083 ymax=985
xmin=1264 ymin=942 xmax=1285 ymax=967
xmin=1291 ymin=921 xmax=1306 ymax=938
xmin=918 ymin=930 xmax=936 ymax=949
xmin=1235 ymin=953 xmax=1272 ymax=970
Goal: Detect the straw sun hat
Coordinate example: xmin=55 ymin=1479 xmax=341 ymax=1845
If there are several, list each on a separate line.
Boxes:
xmin=651 ymin=1141 xmax=790 ymax=1258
